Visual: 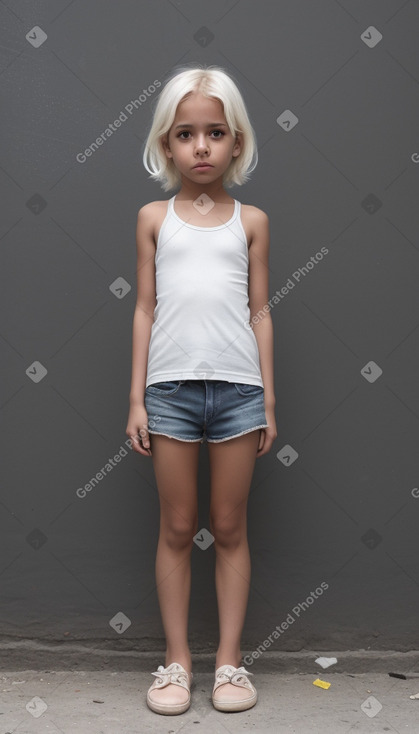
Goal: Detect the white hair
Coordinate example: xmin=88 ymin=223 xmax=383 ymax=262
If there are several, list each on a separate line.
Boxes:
xmin=142 ymin=63 xmax=258 ymax=191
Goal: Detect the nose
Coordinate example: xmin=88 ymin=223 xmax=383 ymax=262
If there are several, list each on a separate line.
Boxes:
xmin=194 ymin=134 xmax=209 ymax=154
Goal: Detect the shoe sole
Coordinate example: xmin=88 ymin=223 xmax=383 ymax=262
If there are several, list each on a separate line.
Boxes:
xmin=212 ymin=691 xmax=257 ymax=712
xmin=146 ymin=693 xmax=191 ymax=715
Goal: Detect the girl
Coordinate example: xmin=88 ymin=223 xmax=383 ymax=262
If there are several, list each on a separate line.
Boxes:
xmin=126 ymin=64 xmax=277 ymax=716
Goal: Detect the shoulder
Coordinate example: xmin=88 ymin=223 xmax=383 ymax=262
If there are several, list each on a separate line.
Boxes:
xmin=241 ymin=204 xmax=269 ymax=246
xmin=137 ymin=200 xmax=167 ymax=220
xmin=137 ymin=200 xmax=169 ymax=239
xmin=241 ymin=204 xmax=269 ymax=221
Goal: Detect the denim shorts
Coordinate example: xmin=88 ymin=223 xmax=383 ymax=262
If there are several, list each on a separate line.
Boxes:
xmin=144 ymin=379 xmax=268 ymax=443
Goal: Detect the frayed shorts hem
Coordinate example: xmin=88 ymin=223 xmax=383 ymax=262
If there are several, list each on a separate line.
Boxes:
xmin=147 ymin=430 xmax=202 ymax=443
xmin=147 ymin=424 xmax=268 ymax=444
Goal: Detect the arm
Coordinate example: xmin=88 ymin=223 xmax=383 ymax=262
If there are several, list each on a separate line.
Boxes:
xmin=126 ymin=205 xmax=156 ymax=454
xmin=248 ymin=208 xmax=277 ymax=454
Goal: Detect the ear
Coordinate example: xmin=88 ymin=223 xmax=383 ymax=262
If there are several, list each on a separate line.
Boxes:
xmin=232 ymin=131 xmax=243 ymax=158
xmin=161 ymin=135 xmax=173 ymax=159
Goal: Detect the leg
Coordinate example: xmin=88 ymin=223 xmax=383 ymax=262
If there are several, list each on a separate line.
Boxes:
xmin=208 ymin=429 xmax=260 ymax=699
xmin=149 ymin=434 xmax=200 ymax=702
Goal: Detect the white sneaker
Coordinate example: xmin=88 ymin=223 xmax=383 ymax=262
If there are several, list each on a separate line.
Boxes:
xmin=212 ymin=664 xmax=257 ymax=712
xmin=146 ymin=662 xmax=193 ymax=715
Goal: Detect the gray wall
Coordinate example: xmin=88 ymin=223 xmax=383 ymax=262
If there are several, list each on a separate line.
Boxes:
xmin=1 ymin=0 xmax=418 ymax=656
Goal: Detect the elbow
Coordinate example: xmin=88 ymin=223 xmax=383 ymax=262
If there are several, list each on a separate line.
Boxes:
xmin=134 ymin=299 xmax=156 ymax=321
xmin=249 ymin=308 xmax=272 ymax=330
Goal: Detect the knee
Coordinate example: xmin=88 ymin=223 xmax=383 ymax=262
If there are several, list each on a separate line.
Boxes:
xmin=162 ymin=515 xmax=198 ymax=550
xmin=209 ymin=514 xmax=245 ymax=549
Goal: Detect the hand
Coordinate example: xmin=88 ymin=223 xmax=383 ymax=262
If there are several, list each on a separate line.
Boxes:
xmin=126 ymin=404 xmax=152 ymax=456
xmin=256 ymin=404 xmax=278 ymax=457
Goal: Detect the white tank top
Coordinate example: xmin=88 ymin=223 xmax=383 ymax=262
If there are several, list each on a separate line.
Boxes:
xmin=145 ymin=194 xmax=264 ymax=388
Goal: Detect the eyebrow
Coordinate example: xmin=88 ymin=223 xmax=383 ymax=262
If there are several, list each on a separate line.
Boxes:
xmin=174 ymin=123 xmax=227 ymax=129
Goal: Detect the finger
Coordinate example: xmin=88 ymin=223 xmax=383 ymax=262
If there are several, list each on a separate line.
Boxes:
xmin=139 ymin=427 xmax=150 ymax=450
xmin=130 ymin=433 xmax=143 ymax=453
xmin=256 ymin=431 xmax=265 ymax=455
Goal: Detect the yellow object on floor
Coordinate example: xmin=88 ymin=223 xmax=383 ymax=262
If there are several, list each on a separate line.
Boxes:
xmin=313 ymin=678 xmax=331 ymax=689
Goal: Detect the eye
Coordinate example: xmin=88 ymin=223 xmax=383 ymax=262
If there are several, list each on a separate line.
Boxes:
xmin=176 ymin=130 xmax=225 ymax=139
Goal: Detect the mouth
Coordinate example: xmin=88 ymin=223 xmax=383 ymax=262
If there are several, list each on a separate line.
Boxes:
xmin=193 ymin=163 xmax=213 ymax=169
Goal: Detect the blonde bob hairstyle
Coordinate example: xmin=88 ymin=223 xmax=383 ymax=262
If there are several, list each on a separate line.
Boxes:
xmin=142 ymin=64 xmax=258 ymax=191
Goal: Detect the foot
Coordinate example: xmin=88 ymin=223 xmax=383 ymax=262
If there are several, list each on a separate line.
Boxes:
xmin=147 ymin=662 xmax=193 ymax=714
xmin=212 ymin=663 xmax=257 ymax=711
xmin=214 ymin=658 xmax=251 ymax=702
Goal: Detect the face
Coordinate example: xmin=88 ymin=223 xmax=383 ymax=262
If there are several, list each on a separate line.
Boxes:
xmin=162 ymin=92 xmax=242 ymax=183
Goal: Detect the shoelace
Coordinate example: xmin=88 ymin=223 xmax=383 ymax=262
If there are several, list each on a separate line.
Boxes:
xmin=151 ymin=664 xmax=189 ymax=686
xmin=216 ymin=665 xmax=253 ymax=683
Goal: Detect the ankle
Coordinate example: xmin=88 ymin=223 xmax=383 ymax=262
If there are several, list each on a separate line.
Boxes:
xmin=165 ymin=652 xmax=192 ymax=675
xmin=215 ymin=652 xmax=242 ymax=670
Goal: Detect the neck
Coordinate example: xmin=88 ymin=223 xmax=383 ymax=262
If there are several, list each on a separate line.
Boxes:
xmin=175 ymin=177 xmax=232 ymax=202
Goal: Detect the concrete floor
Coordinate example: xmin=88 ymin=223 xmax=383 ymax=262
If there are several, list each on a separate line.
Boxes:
xmin=2 ymin=667 xmax=419 ymax=733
